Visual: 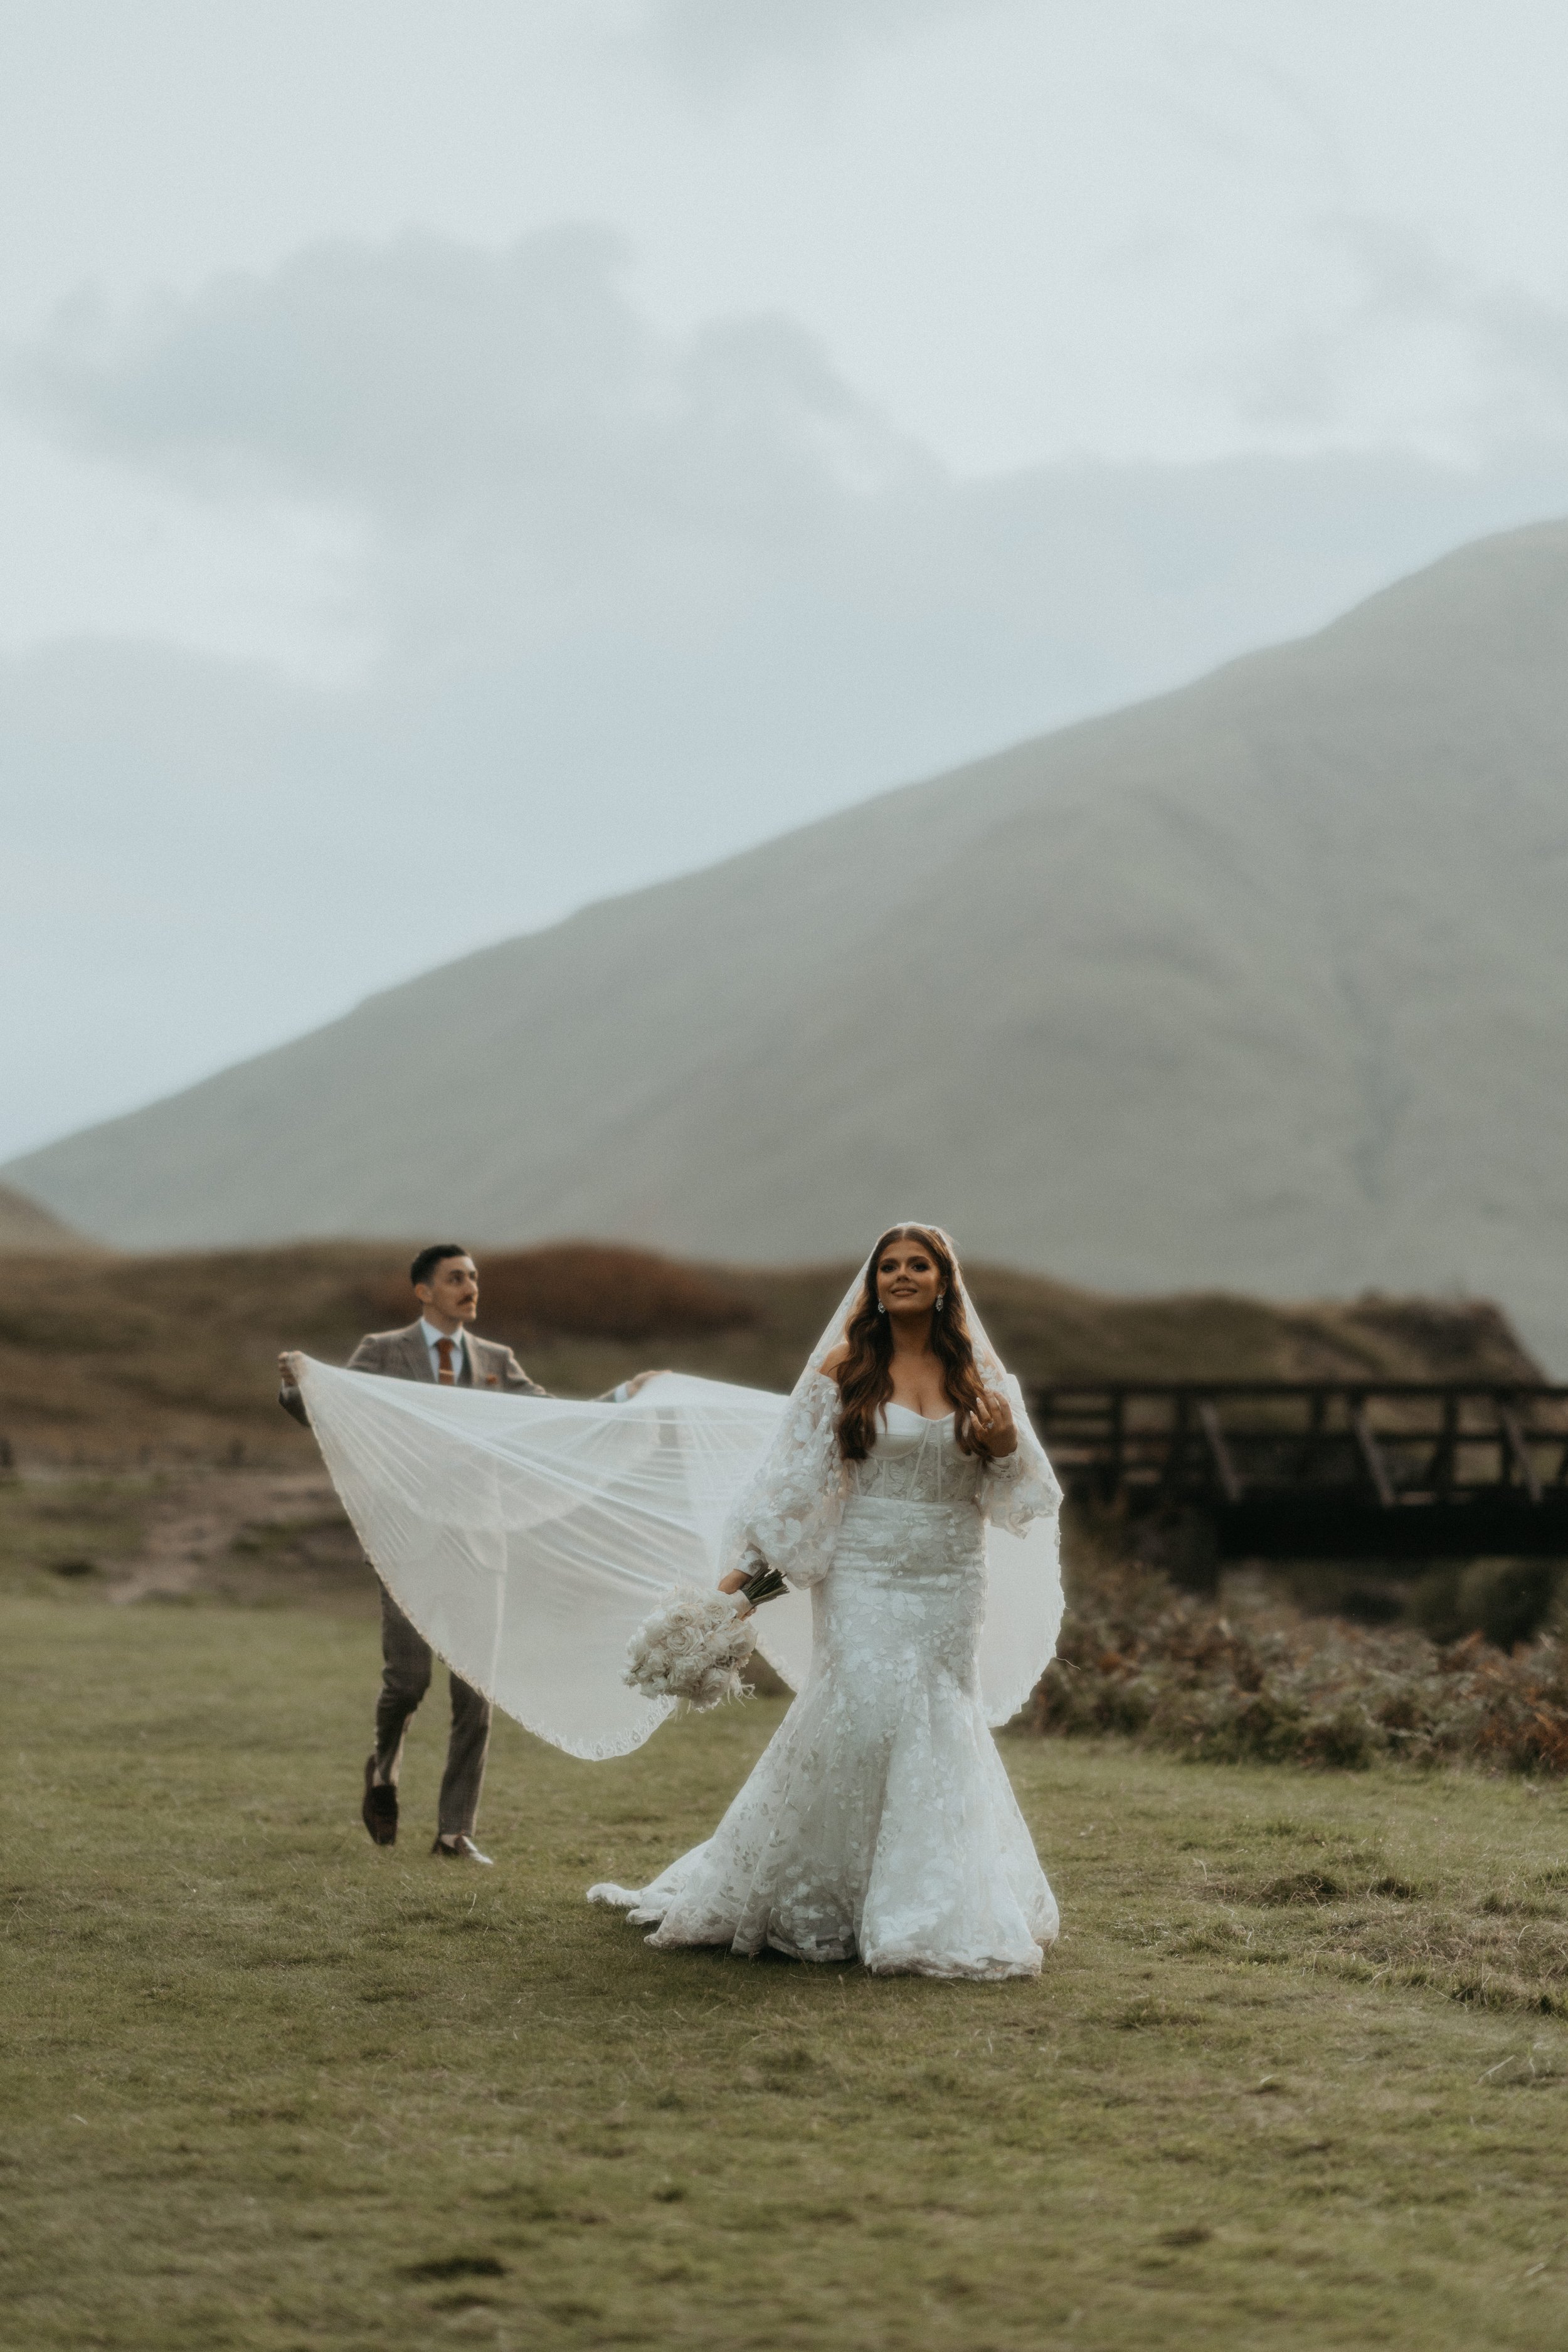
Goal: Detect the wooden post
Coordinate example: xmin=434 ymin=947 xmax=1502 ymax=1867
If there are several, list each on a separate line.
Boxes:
xmin=1498 ymin=1401 xmax=1543 ymax=1505
xmin=1197 ymin=1401 xmax=1243 ymax=1503
xmin=1434 ymin=1392 xmax=1458 ymax=1498
xmin=1167 ymin=1391 xmax=1192 ymax=1498
xmin=1303 ymin=1388 xmax=1327 ymax=1481
xmin=1350 ymin=1401 xmax=1396 ymax=1508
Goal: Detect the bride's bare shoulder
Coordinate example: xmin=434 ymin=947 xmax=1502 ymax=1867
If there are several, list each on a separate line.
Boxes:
xmin=816 ymin=1345 xmax=849 ymax=1382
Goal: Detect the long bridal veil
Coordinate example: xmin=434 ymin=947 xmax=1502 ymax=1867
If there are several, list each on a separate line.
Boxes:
xmin=299 ymin=1365 xmax=793 ymax=1759
xmin=297 ymin=1234 xmax=1063 ymax=1761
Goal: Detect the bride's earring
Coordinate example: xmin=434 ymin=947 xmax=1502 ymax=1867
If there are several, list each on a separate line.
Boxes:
xmin=935 ymin=1292 xmax=946 ymax=1311
xmin=876 ymin=1301 xmax=887 ymax=1316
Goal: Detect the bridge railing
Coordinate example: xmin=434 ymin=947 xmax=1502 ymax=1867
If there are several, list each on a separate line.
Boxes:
xmin=1029 ymin=1382 xmax=1568 ymax=1515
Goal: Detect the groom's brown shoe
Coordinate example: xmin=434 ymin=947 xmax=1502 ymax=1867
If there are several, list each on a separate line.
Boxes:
xmin=362 ymin=1754 xmax=398 ymax=1846
xmin=432 ymin=1833 xmax=494 ymax=1865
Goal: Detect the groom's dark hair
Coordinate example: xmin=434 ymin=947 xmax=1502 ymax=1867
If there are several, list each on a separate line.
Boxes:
xmin=410 ymin=1243 xmax=470 ymax=1289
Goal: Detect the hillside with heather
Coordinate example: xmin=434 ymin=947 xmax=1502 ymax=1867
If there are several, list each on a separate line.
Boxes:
xmin=0 ymin=1239 xmax=1539 ymax=1469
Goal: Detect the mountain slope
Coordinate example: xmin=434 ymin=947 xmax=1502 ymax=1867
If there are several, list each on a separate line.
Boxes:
xmin=0 ymin=1182 xmax=96 ymax=1253
xmin=9 ymin=519 xmax=1568 ymax=1362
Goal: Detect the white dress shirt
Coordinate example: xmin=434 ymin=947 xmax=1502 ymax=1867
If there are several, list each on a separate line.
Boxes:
xmin=419 ymin=1318 xmax=470 ymax=1384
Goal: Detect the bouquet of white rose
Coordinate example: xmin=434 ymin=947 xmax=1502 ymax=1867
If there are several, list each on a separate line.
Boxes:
xmin=623 ymin=1559 xmax=787 ymax=1710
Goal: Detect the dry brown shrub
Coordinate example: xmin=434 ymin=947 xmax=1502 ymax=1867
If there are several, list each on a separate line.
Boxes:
xmin=1032 ymin=1538 xmax=1568 ymax=1774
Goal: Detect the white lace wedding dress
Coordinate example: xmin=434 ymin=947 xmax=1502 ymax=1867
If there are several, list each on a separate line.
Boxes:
xmin=588 ymin=1389 xmax=1060 ymax=1980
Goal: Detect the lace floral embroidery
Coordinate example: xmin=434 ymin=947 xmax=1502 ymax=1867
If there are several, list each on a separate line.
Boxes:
xmin=721 ymin=1370 xmax=849 ymax=1590
xmin=978 ymin=1378 xmax=1062 ymax=1539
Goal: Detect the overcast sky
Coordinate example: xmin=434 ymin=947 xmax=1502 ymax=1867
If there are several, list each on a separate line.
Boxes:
xmin=6 ymin=0 xmax=1568 ymax=1160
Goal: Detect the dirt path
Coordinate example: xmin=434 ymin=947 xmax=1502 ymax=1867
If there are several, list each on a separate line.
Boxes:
xmin=109 ymin=1466 xmax=373 ymax=1609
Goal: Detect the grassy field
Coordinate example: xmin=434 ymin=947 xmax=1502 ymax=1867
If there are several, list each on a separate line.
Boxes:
xmin=4 ymin=1592 xmax=1568 ymax=2352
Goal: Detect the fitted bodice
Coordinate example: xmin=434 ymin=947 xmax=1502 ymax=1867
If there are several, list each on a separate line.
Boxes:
xmin=845 ymin=1404 xmax=983 ymax=1506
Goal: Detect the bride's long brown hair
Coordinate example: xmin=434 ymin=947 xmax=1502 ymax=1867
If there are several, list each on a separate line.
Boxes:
xmin=831 ymin=1224 xmax=988 ymax=1461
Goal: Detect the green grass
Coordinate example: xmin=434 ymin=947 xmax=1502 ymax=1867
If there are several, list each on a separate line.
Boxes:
xmin=4 ymin=1596 xmax=1568 ymax=2351
xmin=0 ymin=1472 xmax=152 ymax=1589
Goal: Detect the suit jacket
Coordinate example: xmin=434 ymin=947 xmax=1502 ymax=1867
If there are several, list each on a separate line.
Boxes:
xmin=280 ymin=1320 xmax=544 ymax=1427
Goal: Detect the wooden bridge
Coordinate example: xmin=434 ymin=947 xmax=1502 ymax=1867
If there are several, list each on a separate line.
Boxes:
xmin=1029 ymin=1382 xmax=1568 ymax=1563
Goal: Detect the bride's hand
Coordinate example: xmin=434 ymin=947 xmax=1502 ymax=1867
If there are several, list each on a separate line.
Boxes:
xmin=718 ymin=1569 xmax=748 ymax=1594
xmin=967 ymin=1389 xmax=1017 ymax=1458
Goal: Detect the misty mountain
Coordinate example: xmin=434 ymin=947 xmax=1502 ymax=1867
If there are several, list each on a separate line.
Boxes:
xmin=11 ymin=209 xmax=1568 ymax=1163
xmin=9 ymin=519 xmax=1568 ymax=1365
xmin=0 ymin=1183 xmax=91 ymax=1253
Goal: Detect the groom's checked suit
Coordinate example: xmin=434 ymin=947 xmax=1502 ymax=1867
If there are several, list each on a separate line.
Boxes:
xmin=281 ymin=1319 xmax=542 ymax=1846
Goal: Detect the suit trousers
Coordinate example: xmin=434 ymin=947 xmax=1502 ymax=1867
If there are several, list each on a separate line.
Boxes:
xmin=373 ymin=1582 xmax=492 ymax=1838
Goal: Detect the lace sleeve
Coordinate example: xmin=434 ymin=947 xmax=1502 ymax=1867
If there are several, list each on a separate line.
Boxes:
xmin=978 ymin=1375 xmax=1062 ymax=1538
xmin=721 ymin=1370 xmax=848 ymax=1590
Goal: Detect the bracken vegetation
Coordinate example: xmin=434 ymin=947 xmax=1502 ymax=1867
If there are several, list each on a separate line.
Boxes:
xmin=1036 ymin=1537 xmax=1568 ymax=1775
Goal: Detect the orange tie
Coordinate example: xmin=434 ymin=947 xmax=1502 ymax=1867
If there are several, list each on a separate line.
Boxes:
xmin=435 ymin=1337 xmax=456 ymax=1385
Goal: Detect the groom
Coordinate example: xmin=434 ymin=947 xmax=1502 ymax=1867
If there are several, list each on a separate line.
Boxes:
xmin=280 ymin=1243 xmax=658 ymax=1867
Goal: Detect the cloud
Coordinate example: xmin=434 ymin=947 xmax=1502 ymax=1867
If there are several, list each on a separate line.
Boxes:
xmin=12 ymin=226 xmax=935 ymax=664
xmin=1236 ymin=213 xmax=1568 ymax=455
xmin=640 ymin=0 xmax=993 ymax=82
xmin=16 ymin=227 xmax=666 ymax=511
xmin=13 ymin=220 xmax=1568 ymax=706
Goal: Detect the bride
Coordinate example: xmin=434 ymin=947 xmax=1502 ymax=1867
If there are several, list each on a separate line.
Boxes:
xmin=290 ymin=1221 xmax=1063 ymax=1983
xmin=588 ymin=1224 xmax=1062 ymax=1980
